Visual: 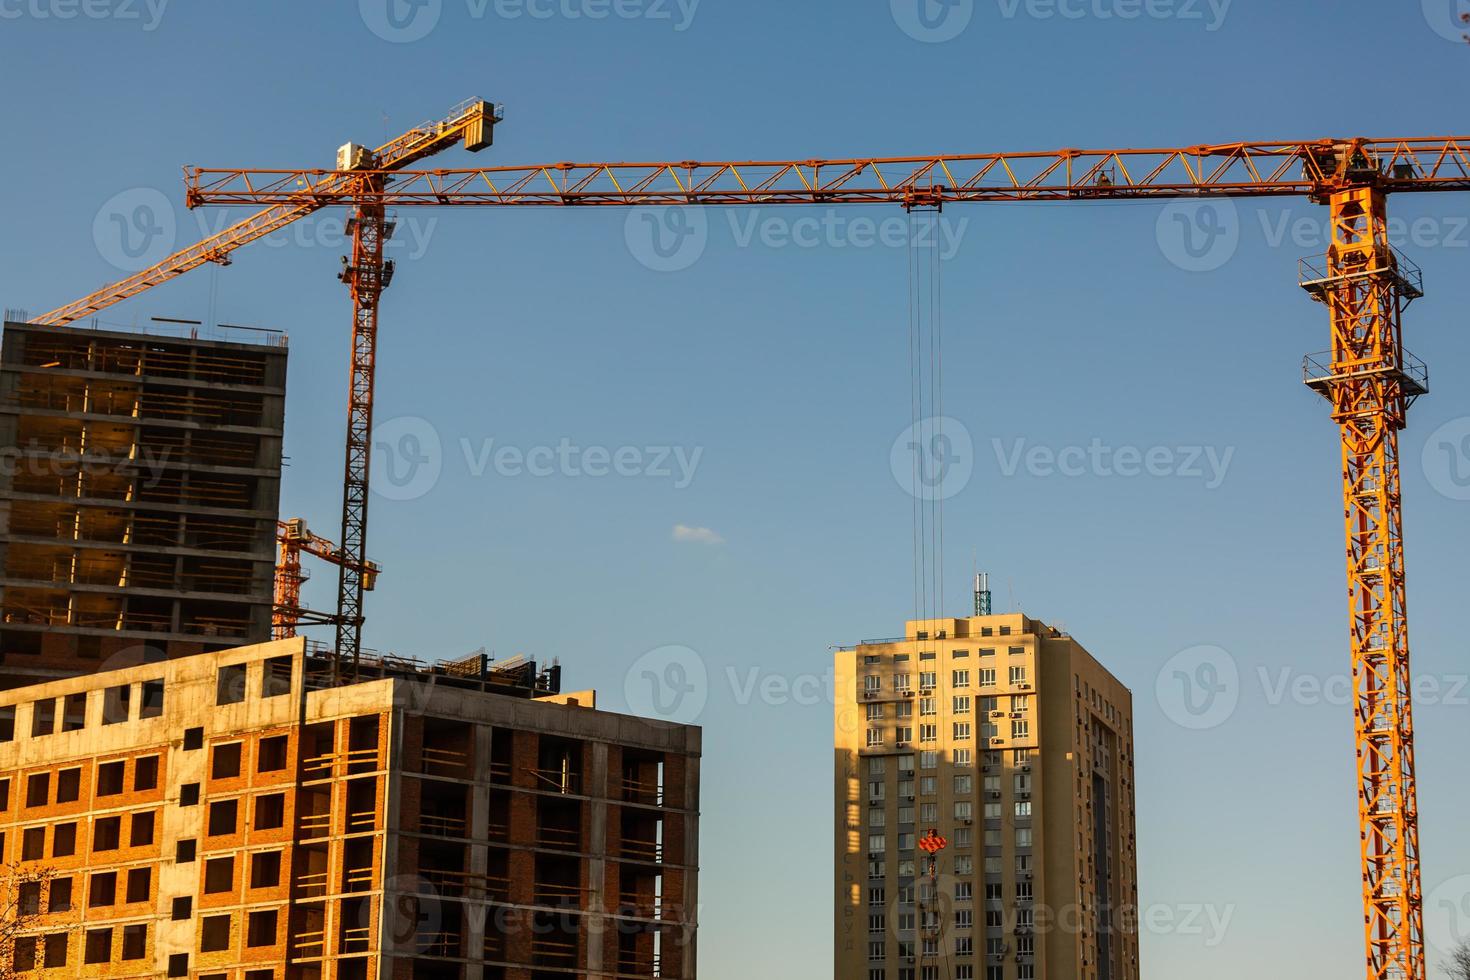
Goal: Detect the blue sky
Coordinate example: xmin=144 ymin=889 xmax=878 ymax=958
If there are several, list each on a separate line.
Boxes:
xmin=3 ymin=2 xmax=1470 ymax=978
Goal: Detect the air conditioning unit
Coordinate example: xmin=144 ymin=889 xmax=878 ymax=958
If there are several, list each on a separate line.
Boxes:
xmin=864 ymin=691 xmax=876 ymax=699
xmin=1021 ymin=872 xmax=1032 ymax=880
xmin=1021 ymin=765 xmax=1032 ymax=773
xmin=991 ymin=737 xmax=1005 ymax=745
xmin=1017 ymin=792 xmax=1031 ymax=801
xmin=988 ymin=792 xmax=1001 ymax=800
xmin=964 ymin=818 xmax=973 ymax=825
xmin=906 ymin=795 xmax=915 ymax=802
xmin=990 ymin=710 xmax=1005 ymax=718
xmin=1009 ymin=712 xmax=1023 ymax=718
xmin=1018 ymin=683 xmax=1033 ymax=691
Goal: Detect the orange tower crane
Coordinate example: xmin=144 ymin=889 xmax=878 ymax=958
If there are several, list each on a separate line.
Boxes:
xmin=33 ymin=103 xmax=1470 ymax=980
xmin=272 ymin=518 xmax=380 ymax=639
xmin=31 ymin=98 xmax=502 ymax=677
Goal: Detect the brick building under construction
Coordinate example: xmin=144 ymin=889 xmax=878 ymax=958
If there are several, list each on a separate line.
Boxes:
xmin=0 ymin=320 xmax=287 ymax=689
xmin=0 ymin=638 xmax=701 ymax=979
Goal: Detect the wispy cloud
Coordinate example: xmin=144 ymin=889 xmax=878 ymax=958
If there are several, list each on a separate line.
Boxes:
xmin=673 ymin=524 xmax=725 ymax=546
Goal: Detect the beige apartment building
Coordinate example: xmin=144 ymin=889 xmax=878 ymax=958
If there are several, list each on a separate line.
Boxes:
xmin=0 ymin=638 xmax=700 ymax=980
xmin=835 ymin=613 xmax=1138 ymax=980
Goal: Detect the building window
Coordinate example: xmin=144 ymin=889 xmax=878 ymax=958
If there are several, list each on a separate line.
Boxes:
xmin=43 ymin=934 xmax=67 ymax=969
xmin=121 ymin=925 xmax=147 ymax=960
xmin=1009 ymin=665 xmax=1028 ymax=685
xmin=954 ymin=801 xmax=972 ymax=821
xmin=262 ymin=656 xmax=293 ymax=698
xmin=130 ymin=812 xmax=156 ymax=847
xmin=954 ymin=775 xmax=972 ymax=795
xmin=55 ymin=768 xmax=81 ymax=803
xmin=102 ymin=685 xmax=131 ymax=725
xmin=953 ymin=696 xmax=971 ymax=714
xmin=919 ymin=698 xmax=937 ymax=716
xmin=176 ymin=839 xmax=197 ymax=863
xmin=978 ymin=669 xmax=996 ymax=688
xmin=88 ymin=872 xmax=116 ymax=908
xmin=207 ymin=800 xmax=238 ymax=836
xmin=951 ymin=670 xmax=969 ymax=688
xmin=1011 ymin=720 xmax=1029 ymax=739
xmin=216 ymin=665 xmax=247 ymax=706
xmin=954 ymin=827 xmax=971 ymax=849
xmin=93 ymin=816 xmax=121 ymax=852
xmin=920 ymin=803 xmax=937 ymax=823
xmin=246 ymin=910 xmax=278 ymax=948
xmin=183 ymin=727 xmax=204 ymax=751
xmin=250 ymin=851 xmax=282 ymax=889
xmin=867 ymin=728 xmax=885 ymax=747
xmin=51 ymin=823 xmax=76 ymax=857
xmin=1015 ymin=801 xmax=1032 ymax=818
xmin=38 ymin=876 xmax=68 ymax=914
xmin=25 ymin=772 xmax=49 ymax=808
xmin=864 ymin=676 xmax=882 ymax=694
xmin=200 ymin=915 xmax=232 ymax=952
xmin=866 ymin=703 xmax=885 ymax=721
xmin=134 ymin=755 xmax=160 ymax=791
xmin=893 ymin=674 xmax=911 ymax=693
xmin=255 ymin=793 xmax=286 ymax=830
xmin=952 ymin=723 xmax=971 ymax=741
xmin=211 ymin=743 xmax=243 ymax=780
xmin=895 ymin=701 xmax=913 ymax=719
xmin=204 ymin=858 xmax=234 ymax=894
xmin=953 ymin=749 xmax=971 ymax=768
xmin=167 ymin=953 xmax=189 ymax=977
xmin=96 ymin=761 xmax=125 ymax=796
xmin=125 ymin=868 xmax=151 ymax=904
xmin=869 ymin=757 xmax=887 ymax=776
xmin=171 ymin=897 xmax=192 ymax=920
xmin=918 ymin=672 xmax=937 ymax=691
xmin=257 ymin=735 xmax=289 ymax=772
xmin=140 ymin=679 xmax=165 ymax=719
xmin=1015 ymin=828 xmax=1033 ymax=849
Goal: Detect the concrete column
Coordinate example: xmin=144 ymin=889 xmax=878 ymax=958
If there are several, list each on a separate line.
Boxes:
xmin=587 ymin=741 xmax=609 ymax=978
xmin=464 ymin=723 xmax=493 ymax=980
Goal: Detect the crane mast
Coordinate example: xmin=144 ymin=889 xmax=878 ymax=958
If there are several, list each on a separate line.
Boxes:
xmin=34 ymin=107 xmax=1470 ymax=980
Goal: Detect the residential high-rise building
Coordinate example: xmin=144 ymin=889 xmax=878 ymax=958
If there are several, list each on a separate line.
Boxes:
xmin=0 ymin=321 xmax=288 ymax=689
xmin=0 ymin=637 xmax=700 ymax=979
xmin=835 ymin=613 xmax=1138 ymax=980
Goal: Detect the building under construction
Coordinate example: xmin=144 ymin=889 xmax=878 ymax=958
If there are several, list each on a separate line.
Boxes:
xmin=0 ymin=320 xmax=286 ymax=689
xmin=0 ymin=638 xmax=701 ymax=980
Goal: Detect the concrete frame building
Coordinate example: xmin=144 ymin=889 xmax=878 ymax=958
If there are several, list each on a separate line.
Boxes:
xmin=834 ymin=613 xmax=1138 ymax=980
xmin=0 ymin=321 xmax=287 ymax=689
xmin=0 ymin=638 xmax=700 ymax=980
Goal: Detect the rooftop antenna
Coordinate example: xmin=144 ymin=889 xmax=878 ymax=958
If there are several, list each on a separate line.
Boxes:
xmin=974 ymin=572 xmax=992 ymax=616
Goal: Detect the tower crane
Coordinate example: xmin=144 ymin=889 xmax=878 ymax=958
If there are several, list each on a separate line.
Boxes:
xmin=30 ymin=101 xmax=1470 ymax=980
xmin=273 ymin=518 xmax=380 ymax=639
